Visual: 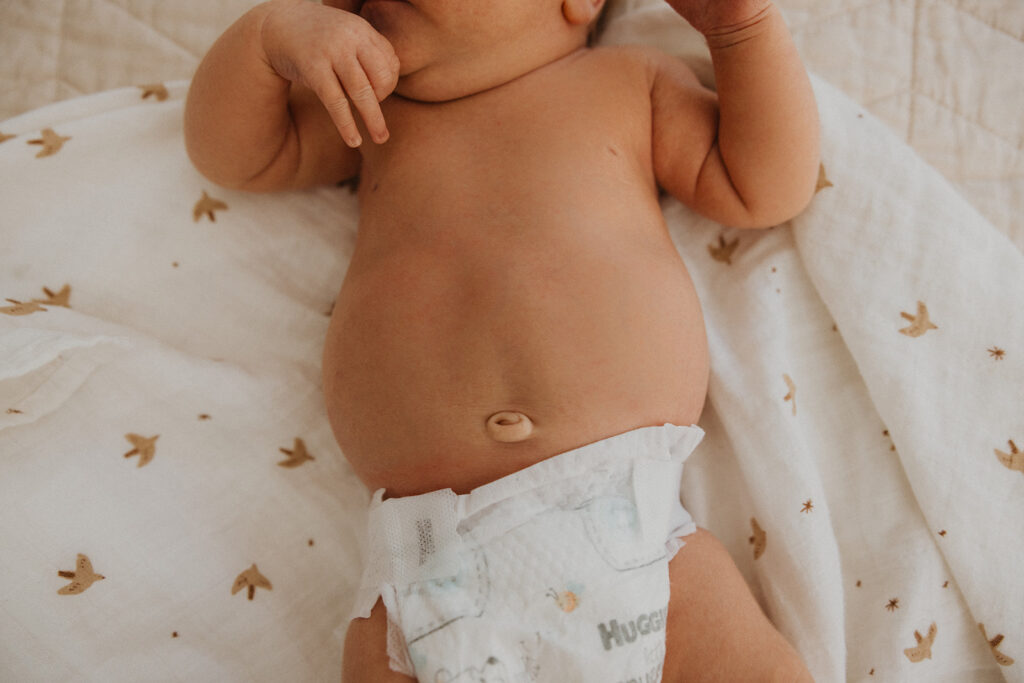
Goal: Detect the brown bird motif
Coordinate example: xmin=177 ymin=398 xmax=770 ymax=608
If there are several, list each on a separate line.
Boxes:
xmin=138 ymin=83 xmax=169 ymax=101
xmin=898 ymin=301 xmax=938 ymax=337
xmin=277 ymin=437 xmax=315 ymax=468
xmin=57 ymin=554 xmax=105 ymax=595
xmin=903 ymin=622 xmax=937 ymax=662
xmin=193 ymin=190 xmax=228 ymax=222
xmin=815 ymin=163 xmax=833 ymax=193
xmin=708 ymin=234 xmax=739 ymax=265
xmin=783 ymin=374 xmax=797 ymax=416
xmin=0 ymin=299 xmax=46 ymax=316
xmin=28 ymin=128 xmax=71 ymax=158
xmin=123 ymin=433 xmax=159 ymax=467
xmin=31 ymin=284 xmax=72 ymax=308
xmin=979 ymin=623 xmax=1016 ymax=666
xmin=748 ymin=517 xmax=766 ymax=559
xmin=232 ymin=563 xmax=273 ymax=600
xmin=995 ymin=440 xmax=1023 ymax=474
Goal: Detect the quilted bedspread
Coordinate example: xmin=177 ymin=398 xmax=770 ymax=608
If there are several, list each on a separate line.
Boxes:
xmin=1 ymin=1 xmax=1022 ymax=682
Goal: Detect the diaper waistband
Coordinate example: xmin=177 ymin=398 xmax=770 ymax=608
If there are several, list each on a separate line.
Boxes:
xmin=350 ymin=423 xmax=704 ymax=620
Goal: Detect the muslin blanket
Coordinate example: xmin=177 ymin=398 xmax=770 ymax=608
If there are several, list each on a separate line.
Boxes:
xmin=1 ymin=8 xmax=1021 ymax=683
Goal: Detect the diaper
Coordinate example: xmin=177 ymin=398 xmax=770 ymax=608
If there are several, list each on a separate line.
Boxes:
xmin=350 ymin=423 xmax=705 ymax=682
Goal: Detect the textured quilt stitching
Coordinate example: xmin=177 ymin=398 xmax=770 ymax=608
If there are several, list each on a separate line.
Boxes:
xmin=941 ymin=0 xmax=1024 ymax=42
xmin=95 ymin=0 xmax=201 ymax=60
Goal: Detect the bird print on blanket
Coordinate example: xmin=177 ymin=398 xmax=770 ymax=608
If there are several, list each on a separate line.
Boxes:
xmin=123 ymin=433 xmax=159 ymax=467
xmin=277 ymin=438 xmax=315 ymax=467
xmin=898 ymin=301 xmax=938 ymax=337
xmin=815 ymin=163 xmax=833 ymax=193
xmin=994 ymin=440 xmax=1023 ymax=474
xmin=708 ymin=233 xmax=739 ymax=264
xmin=232 ymin=564 xmax=273 ymax=601
xmin=748 ymin=517 xmax=766 ymax=559
xmin=27 ymin=128 xmax=71 ymax=158
xmin=193 ymin=190 xmax=228 ymax=222
xmin=57 ymin=554 xmax=105 ymax=595
xmin=978 ymin=623 xmax=1016 ymax=666
xmin=0 ymin=131 xmax=15 ymax=144
xmin=903 ymin=622 xmax=937 ymax=662
xmin=0 ymin=285 xmax=72 ymax=316
xmin=138 ymin=83 xmax=169 ymax=101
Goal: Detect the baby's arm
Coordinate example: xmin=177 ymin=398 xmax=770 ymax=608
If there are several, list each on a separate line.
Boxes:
xmin=651 ymin=1 xmax=819 ymax=228
xmin=184 ymin=0 xmax=398 ymax=192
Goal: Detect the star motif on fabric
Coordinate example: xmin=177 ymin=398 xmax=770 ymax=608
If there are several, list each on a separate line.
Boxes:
xmin=708 ymin=233 xmax=739 ymax=265
xmin=27 ymin=128 xmax=71 ymax=158
xmin=123 ymin=433 xmax=159 ymax=467
xmin=232 ymin=563 xmax=273 ymax=600
xmin=193 ymin=190 xmax=228 ymax=222
xmin=277 ymin=437 xmax=315 ymax=468
xmin=885 ymin=598 xmax=900 ymax=612
xmin=57 ymin=554 xmax=105 ymax=595
xmin=898 ymin=301 xmax=938 ymax=337
xmin=987 ymin=346 xmax=1005 ymax=360
xmin=800 ymin=499 xmax=814 ymax=514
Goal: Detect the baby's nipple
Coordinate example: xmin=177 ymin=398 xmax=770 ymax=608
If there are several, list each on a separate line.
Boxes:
xmin=485 ymin=411 xmax=534 ymax=443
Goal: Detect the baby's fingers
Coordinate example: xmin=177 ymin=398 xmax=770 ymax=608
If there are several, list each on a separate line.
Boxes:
xmin=338 ymin=57 xmax=390 ymax=144
xmin=314 ymin=76 xmax=363 ymax=148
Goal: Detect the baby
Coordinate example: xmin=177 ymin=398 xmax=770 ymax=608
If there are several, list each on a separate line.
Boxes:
xmin=185 ymin=0 xmax=819 ymax=680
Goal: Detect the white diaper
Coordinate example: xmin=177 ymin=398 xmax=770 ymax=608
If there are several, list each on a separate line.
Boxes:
xmin=350 ymin=423 xmax=705 ymax=682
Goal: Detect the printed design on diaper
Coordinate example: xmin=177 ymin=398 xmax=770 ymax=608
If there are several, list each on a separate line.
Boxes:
xmin=402 ymin=545 xmax=490 ymax=644
xmin=546 ymin=581 xmax=585 ymax=612
xmin=582 ymin=496 xmax=665 ymax=572
xmin=432 ymin=655 xmax=511 ymax=683
xmin=617 ymin=642 xmax=666 ymax=683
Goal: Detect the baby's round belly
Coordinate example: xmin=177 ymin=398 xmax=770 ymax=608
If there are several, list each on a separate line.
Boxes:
xmin=322 ymin=232 xmax=709 ymax=497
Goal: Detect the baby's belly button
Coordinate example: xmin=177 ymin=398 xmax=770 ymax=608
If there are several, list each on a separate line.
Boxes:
xmin=484 ymin=410 xmax=535 ymax=442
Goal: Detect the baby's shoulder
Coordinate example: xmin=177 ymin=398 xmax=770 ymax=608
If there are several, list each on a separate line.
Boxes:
xmin=580 ymin=44 xmax=693 ymax=89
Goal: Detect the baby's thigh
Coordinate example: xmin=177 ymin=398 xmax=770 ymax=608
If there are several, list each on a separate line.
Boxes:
xmin=342 ymin=598 xmax=417 ymax=683
xmin=663 ymin=528 xmax=812 ymax=683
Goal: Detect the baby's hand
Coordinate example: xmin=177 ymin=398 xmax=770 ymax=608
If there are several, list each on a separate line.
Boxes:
xmin=259 ymin=0 xmax=399 ymax=146
xmin=663 ymin=0 xmax=773 ymax=36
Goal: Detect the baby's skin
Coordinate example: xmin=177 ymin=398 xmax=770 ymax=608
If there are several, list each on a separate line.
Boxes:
xmin=185 ymin=0 xmax=819 ymax=680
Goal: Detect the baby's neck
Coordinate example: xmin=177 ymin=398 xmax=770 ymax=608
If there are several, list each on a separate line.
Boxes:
xmin=393 ymin=42 xmax=588 ymax=104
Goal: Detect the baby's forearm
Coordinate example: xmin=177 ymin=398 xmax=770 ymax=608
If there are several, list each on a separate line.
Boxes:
xmin=706 ymin=4 xmax=819 ymax=220
xmin=184 ymin=3 xmax=292 ymax=188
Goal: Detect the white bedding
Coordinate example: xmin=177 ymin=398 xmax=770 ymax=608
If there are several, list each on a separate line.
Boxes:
xmin=1 ymin=1 xmax=1022 ymax=682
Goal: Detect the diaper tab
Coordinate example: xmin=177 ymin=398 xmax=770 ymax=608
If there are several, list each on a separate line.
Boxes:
xmin=352 ymin=488 xmax=465 ymax=619
xmin=632 ymin=457 xmax=685 ymax=545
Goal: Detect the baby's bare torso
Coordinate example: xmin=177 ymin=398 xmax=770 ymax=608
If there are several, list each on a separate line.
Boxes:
xmin=322 ymin=47 xmax=709 ymax=497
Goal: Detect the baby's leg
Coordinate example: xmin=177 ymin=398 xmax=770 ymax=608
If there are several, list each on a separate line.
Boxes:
xmin=663 ymin=528 xmax=813 ymax=682
xmin=341 ymin=598 xmax=417 ymax=683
